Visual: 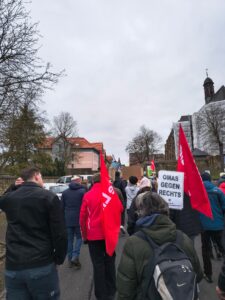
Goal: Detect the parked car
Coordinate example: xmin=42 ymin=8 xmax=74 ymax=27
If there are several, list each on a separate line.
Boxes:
xmin=56 ymin=176 xmax=73 ymax=184
xmin=56 ymin=175 xmax=93 ymax=185
xmin=44 ymin=183 xmax=69 ymax=200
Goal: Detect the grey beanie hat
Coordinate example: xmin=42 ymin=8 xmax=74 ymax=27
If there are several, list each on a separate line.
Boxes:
xmin=136 ymin=191 xmax=169 ymax=217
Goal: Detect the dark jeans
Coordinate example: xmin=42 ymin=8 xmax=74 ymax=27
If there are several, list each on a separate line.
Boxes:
xmin=201 ymin=230 xmax=224 ymax=276
xmin=88 ymin=240 xmax=116 ymax=300
xmin=67 ymin=226 xmax=82 ymax=261
xmin=5 ymin=263 xmax=60 ymax=300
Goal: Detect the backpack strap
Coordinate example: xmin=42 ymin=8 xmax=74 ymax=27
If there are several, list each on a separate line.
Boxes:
xmin=175 ymin=230 xmax=183 ymax=246
xmin=134 ymin=230 xmax=159 ymax=249
xmin=134 ymin=230 xmax=160 ymax=299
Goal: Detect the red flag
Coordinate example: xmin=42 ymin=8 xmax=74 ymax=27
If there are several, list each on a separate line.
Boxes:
xmin=100 ymin=152 xmax=123 ymax=256
xmin=151 ymin=160 xmax=156 ymax=171
xmin=177 ymin=125 xmax=212 ymax=218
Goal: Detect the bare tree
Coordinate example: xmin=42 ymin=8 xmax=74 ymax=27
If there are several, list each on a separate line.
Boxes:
xmin=52 ymin=112 xmax=78 ymax=173
xmin=126 ymin=125 xmax=162 ymax=165
xmin=197 ymin=103 xmax=225 ymax=171
xmin=53 ymin=112 xmax=77 ymax=138
xmin=0 ymin=0 xmax=63 ymax=134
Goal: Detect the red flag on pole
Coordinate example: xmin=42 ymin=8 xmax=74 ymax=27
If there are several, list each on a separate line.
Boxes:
xmin=151 ymin=160 xmax=156 ymax=172
xmin=177 ymin=125 xmax=212 ymax=218
xmin=100 ymin=152 xmax=123 ymax=256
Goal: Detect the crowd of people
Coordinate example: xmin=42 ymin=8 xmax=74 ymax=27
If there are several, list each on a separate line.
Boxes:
xmin=1 ymin=167 xmax=225 ymax=299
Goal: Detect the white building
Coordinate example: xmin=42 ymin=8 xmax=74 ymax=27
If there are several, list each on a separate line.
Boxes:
xmin=169 ymin=76 xmax=225 ymax=160
xmin=192 ymin=77 xmax=225 ymax=156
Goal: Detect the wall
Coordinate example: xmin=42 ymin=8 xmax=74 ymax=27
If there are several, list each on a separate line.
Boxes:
xmin=72 ymin=150 xmax=99 ymax=171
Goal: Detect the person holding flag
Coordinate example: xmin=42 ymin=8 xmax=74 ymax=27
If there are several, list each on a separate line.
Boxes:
xmin=176 ymin=125 xmax=224 ymax=283
xmin=79 ymin=153 xmax=123 ymax=300
xmin=177 ymin=124 xmax=212 ymax=219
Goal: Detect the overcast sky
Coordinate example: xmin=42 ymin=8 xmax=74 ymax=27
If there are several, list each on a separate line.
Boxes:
xmin=29 ymin=0 xmax=225 ymax=164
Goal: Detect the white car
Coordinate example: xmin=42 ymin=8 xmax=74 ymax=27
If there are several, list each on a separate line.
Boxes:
xmin=44 ymin=183 xmax=69 ymax=200
xmin=56 ymin=176 xmax=73 ymax=184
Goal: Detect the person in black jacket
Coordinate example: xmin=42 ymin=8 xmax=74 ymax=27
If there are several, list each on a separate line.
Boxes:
xmin=113 ymin=171 xmax=127 ymax=233
xmin=0 ymin=167 xmax=67 ymax=300
xmin=61 ymin=175 xmax=86 ymax=269
xmin=170 ymin=193 xmax=202 ymax=243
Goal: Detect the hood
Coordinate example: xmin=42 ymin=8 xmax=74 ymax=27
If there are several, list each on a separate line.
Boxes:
xmin=69 ymin=182 xmax=84 ymax=190
xmin=203 ymin=181 xmax=216 ymax=191
xmin=127 ymin=184 xmax=138 ymax=192
xmin=136 ymin=214 xmax=159 ymax=227
xmin=136 ymin=214 xmax=176 ymax=244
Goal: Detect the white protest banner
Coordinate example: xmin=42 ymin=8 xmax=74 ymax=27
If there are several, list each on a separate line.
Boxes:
xmin=157 ymin=170 xmax=184 ymax=210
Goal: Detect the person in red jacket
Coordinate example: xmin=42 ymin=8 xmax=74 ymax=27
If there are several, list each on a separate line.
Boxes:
xmin=79 ymin=173 xmax=116 ymax=300
xmin=219 ymin=182 xmax=225 ymax=195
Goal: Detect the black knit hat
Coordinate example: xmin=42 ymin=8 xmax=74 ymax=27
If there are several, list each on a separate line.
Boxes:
xmin=201 ymin=172 xmax=211 ymax=182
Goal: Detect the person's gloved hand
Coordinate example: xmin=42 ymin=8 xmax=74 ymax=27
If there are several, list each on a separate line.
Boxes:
xmin=15 ymin=177 xmax=24 ymax=186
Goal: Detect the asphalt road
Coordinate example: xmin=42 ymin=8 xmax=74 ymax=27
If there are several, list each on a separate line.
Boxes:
xmin=59 ymin=233 xmax=223 ymax=300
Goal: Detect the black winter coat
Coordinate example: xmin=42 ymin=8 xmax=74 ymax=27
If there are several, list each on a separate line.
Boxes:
xmin=169 ymin=193 xmax=202 ymax=238
xmin=0 ymin=182 xmax=67 ymax=270
xmin=113 ymin=178 xmax=127 ymax=201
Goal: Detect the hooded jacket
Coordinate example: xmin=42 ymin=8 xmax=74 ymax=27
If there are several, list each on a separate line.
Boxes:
xmin=117 ymin=214 xmax=203 ymax=300
xmin=219 ymin=182 xmax=225 ymax=195
xmin=61 ymin=182 xmax=86 ymax=227
xmin=125 ymin=184 xmax=139 ymax=209
xmin=199 ymin=181 xmax=225 ymax=231
xmin=80 ymin=182 xmax=105 ymax=241
xmin=218 ymin=175 xmax=225 ymax=187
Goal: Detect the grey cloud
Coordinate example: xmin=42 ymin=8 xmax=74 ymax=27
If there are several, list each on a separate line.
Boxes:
xmin=30 ymin=0 xmax=225 ymax=164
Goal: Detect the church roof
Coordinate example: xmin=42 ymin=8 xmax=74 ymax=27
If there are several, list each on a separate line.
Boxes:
xmin=178 ymin=115 xmax=191 ymax=122
xmin=192 ymin=148 xmax=209 ymax=157
xmin=214 ymin=85 xmax=225 ymax=102
xmin=203 ymin=77 xmax=214 ymax=85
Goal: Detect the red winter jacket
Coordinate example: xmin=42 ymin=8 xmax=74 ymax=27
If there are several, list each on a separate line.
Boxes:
xmin=219 ymin=182 xmax=225 ymax=195
xmin=79 ymin=183 xmax=105 ymax=241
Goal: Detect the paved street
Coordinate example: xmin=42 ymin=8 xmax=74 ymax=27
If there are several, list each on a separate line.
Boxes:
xmin=59 ymin=233 xmax=223 ymax=300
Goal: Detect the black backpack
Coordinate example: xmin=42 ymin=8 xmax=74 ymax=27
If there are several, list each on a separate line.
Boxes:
xmin=135 ymin=230 xmax=199 ymax=300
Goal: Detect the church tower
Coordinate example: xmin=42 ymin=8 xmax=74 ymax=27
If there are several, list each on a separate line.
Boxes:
xmin=203 ymin=73 xmax=215 ymax=104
